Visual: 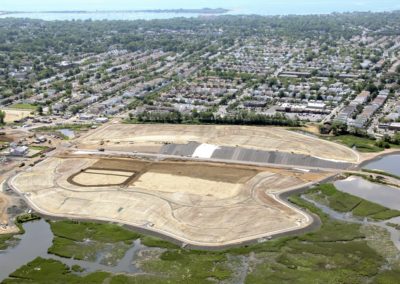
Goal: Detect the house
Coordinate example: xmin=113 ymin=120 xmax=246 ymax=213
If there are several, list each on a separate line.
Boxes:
xmin=95 ymin=117 xmax=109 ymax=124
xmin=36 ymin=136 xmax=47 ymax=143
xmin=389 ymin=123 xmax=400 ymax=131
xmin=278 ymin=71 xmax=311 ymax=78
xmin=307 ymin=102 xmax=326 ymax=110
xmin=79 ymin=114 xmax=94 ymax=120
xmin=360 ymin=60 xmax=372 ymax=69
xmin=353 ymin=91 xmax=370 ymax=105
xmin=10 ymin=146 xmax=29 ymax=157
xmin=243 ymin=101 xmax=267 ymax=108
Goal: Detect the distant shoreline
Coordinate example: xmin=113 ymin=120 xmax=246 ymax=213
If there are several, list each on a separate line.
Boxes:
xmin=0 ymin=8 xmax=230 ymax=15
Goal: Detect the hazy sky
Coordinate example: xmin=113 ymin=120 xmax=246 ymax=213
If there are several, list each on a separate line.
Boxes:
xmin=2 ymin=0 xmax=399 ymax=14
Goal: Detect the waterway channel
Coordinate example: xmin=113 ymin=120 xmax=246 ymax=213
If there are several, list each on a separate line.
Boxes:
xmin=302 ymin=195 xmax=400 ymax=251
xmin=0 ymin=219 xmax=146 ymax=282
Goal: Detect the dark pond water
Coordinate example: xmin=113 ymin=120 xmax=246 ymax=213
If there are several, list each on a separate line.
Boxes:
xmin=363 ymin=154 xmax=400 ymax=176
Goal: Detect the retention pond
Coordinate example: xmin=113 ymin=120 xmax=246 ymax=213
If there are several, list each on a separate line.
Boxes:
xmin=363 ymin=154 xmax=400 ymax=176
xmin=334 ymin=176 xmax=400 ymax=211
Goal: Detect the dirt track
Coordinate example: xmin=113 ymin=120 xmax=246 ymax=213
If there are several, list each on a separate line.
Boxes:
xmin=93 ymin=158 xmax=260 ymax=184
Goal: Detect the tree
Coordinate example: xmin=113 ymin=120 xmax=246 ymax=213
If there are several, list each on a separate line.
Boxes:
xmin=37 ymin=106 xmax=43 ymax=116
xmin=331 ymin=121 xmax=347 ymax=135
xmin=366 ymin=83 xmax=378 ymax=94
xmin=0 ymin=110 xmax=5 ymax=124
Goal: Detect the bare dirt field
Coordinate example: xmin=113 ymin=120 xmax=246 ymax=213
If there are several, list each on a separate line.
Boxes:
xmin=134 ymin=172 xmax=243 ymax=199
xmin=0 ymin=192 xmax=19 ymax=235
xmin=1 ymin=109 xmax=32 ymax=123
xmin=9 ymin=156 xmax=332 ymax=247
xmin=0 ymin=159 xmax=20 ymax=184
xmin=0 ymin=130 xmax=29 ymax=144
xmin=77 ymin=124 xmax=359 ymax=163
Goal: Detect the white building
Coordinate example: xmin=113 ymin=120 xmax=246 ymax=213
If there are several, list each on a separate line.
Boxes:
xmin=10 ymin=146 xmax=29 ymax=157
xmin=95 ymin=117 xmax=109 ymax=124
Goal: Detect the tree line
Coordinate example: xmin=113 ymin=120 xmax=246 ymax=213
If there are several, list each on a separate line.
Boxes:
xmin=133 ymin=110 xmax=301 ymax=127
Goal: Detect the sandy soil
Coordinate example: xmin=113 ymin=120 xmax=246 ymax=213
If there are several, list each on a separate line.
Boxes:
xmin=0 ymin=194 xmax=9 ymax=225
xmin=0 ymin=130 xmax=29 ymax=145
xmin=133 ymin=172 xmax=242 ymax=199
xmin=9 ymin=156 xmax=332 ymax=246
xmin=0 ymin=160 xmax=20 ymax=184
xmin=77 ymin=124 xmax=359 ymax=163
xmin=358 ymin=148 xmax=400 ymax=163
xmin=301 ymin=124 xmax=322 ymax=135
xmin=1 ymin=109 xmax=32 ymax=123
xmin=0 ymin=192 xmax=19 ymax=235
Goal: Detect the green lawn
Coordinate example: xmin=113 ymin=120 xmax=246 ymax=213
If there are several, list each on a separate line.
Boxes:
xmin=8 ymin=103 xmax=37 ymax=110
xmin=328 ymin=135 xmax=383 ymax=152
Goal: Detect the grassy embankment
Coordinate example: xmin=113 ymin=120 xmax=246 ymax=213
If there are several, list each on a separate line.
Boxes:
xmin=361 ymin=169 xmax=400 ymax=181
xmin=33 ymin=124 xmax=93 ymax=132
xmin=327 ymin=135 xmax=384 ymax=152
xmin=3 ymin=187 xmax=400 ymax=283
xmin=287 ymin=128 xmax=398 ymax=153
xmin=344 ymin=172 xmax=400 ymax=188
xmin=327 ymin=135 xmax=400 ymax=153
xmin=305 ymin=183 xmax=400 ymax=220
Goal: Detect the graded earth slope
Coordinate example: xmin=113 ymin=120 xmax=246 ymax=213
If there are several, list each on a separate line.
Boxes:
xmin=9 ymin=157 xmax=330 ymax=247
xmin=77 ymin=124 xmax=359 ymax=164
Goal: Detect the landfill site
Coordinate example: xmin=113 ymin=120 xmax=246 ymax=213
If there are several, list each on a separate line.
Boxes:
xmin=8 ymin=124 xmax=360 ymax=247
